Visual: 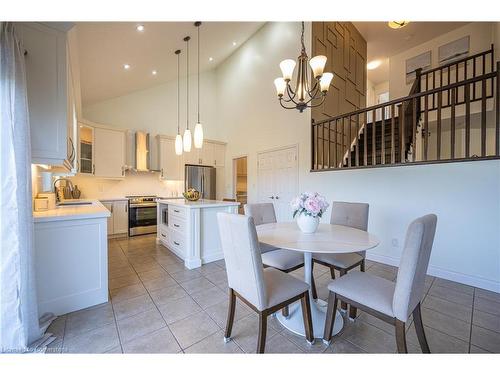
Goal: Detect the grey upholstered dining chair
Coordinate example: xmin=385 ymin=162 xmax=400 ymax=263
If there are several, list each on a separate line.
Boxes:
xmin=217 ymin=212 xmax=313 ymax=353
xmin=311 ymin=201 xmax=369 ymax=318
xmin=244 ymin=203 xmax=305 ymax=317
xmin=323 ymin=214 xmax=438 ymax=353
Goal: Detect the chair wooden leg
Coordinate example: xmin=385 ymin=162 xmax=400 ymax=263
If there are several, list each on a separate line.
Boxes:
xmin=339 ymin=269 xmax=348 ymax=311
xmin=282 ymin=305 xmax=289 ymax=317
xmin=257 ymin=312 xmax=267 ymax=353
xmin=323 ymin=291 xmax=338 ymax=343
xmin=300 ymin=292 xmax=314 ymax=343
xmin=330 ymin=266 xmax=336 ymax=279
xmin=311 ymin=263 xmax=318 ymax=300
xmin=395 ymin=320 xmax=408 ymax=353
xmin=412 ymin=303 xmax=430 ymax=353
xmin=348 ymin=305 xmax=357 ymax=320
xmin=360 ymin=259 xmax=365 ymax=272
xmin=224 ymin=288 xmax=236 ymax=341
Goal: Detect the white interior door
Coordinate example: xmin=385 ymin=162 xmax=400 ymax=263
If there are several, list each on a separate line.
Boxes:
xmin=257 ymin=146 xmax=298 ymax=222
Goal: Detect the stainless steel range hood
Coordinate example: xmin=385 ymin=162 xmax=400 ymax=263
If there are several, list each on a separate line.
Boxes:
xmin=126 ymin=130 xmax=160 ymax=172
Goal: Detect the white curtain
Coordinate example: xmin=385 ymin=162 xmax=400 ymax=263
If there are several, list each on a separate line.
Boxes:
xmin=0 ymin=22 xmax=51 ymax=353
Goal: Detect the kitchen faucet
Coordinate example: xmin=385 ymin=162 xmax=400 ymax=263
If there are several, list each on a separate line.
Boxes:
xmin=53 ymin=178 xmax=74 ymax=202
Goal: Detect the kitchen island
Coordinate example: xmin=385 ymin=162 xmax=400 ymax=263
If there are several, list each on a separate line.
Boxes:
xmin=33 ymin=200 xmax=110 ymax=316
xmin=157 ymin=199 xmax=239 ymax=269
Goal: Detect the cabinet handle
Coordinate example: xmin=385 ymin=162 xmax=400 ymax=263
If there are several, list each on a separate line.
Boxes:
xmin=111 ymin=205 xmax=113 ymax=213
xmin=275 ymin=196 xmax=279 ymax=200
xmin=161 ymin=233 xmax=166 ymax=238
xmin=93 ymin=164 xmax=95 ymax=175
xmin=173 ymin=241 xmax=180 ymax=246
xmin=125 ymin=205 xmax=128 ymax=213
xmin=174 ymin=209 xmax=180 ymax=213
xmin=269 ymin=196 xmax=275 ymax=199
xmin=161 ymin=168 xmax=164 ymax=178
xmin=174 ymin=224 xmax=179 ymax=227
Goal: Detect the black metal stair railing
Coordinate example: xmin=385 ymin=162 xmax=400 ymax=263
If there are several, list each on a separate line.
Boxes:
xmin=311 ymin=47 xmax=499 ymax=172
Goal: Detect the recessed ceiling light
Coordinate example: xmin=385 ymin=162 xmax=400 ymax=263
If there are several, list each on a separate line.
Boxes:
xmin=152 ymin=70 xmax=157 ymax=75
xmin=209 ymin=57 xmax=213 ymax=62
xmin=232 ymin=41 xmax=237 ymax=46
xmin=136 ymin=24 xmax=145 ymax=32
xmin=123 ymin=64 xmax=131 ymax=70
xmin=388 ymin=21 xmax=410 ymax=29
xmin=367 ymin=60 xmax=381 ymax=70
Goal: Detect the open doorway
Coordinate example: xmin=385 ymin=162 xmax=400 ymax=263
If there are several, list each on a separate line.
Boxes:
xmin=233 ymin=156 xmax=247 ymax=214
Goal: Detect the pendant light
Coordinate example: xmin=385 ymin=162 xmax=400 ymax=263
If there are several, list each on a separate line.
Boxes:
xmin=174 ymin=49 xmax=183 ymax=155
xmin=193 ymin=21 xmax=204 ymax=149
xmin=183 ymin=36 xmax=192 ymax=152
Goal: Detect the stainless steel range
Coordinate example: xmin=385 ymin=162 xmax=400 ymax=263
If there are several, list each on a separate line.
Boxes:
xmin=127 ymin=195 xmax=157 ymax=236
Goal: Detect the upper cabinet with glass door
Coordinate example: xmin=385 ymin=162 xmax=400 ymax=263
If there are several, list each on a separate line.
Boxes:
xmin=79 ymin=124 xmax=94 ymax=174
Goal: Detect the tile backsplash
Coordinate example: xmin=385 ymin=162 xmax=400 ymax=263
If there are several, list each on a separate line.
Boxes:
xmin=67 ymin=171 xmax=183 ymax=199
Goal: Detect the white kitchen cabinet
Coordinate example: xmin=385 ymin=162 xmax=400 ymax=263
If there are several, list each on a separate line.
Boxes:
xmin=112 ymin=201 xmax=129 ymax=235
xmin=19 ymin=22 xmax=73 ymax=167
xmin=214 ymin=143 xmax=226 ymax=167
xmin=101 ymin=200 xmax=128 ymax=236
xmin=201 ymin=142 xmax=215 ymax=166
xmin=94 ymin=127 xmax=126 ymax=178
xmin=34 ymin=209 xmax=108 ymax=316
xmin=157 ymin=136 xmax=182 ymax=181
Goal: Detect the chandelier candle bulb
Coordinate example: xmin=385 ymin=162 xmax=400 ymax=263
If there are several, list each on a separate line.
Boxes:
xmin=279 ymin=59 xmax=296 ymax=81
xmin=274 ymin=78 xmax=287 ymax=97
xmin=320 ymin=73 xmax=334 ymax=92
xmin=309 ymin=55 xmax=327 ymax=78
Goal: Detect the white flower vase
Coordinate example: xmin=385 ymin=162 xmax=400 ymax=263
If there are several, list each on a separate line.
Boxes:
xmin=297 ymin=213 xmax=319 ymax=234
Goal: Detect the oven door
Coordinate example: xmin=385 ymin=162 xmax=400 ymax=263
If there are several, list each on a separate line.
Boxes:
xmin=128 ymin=204 xmax=157 ymax=236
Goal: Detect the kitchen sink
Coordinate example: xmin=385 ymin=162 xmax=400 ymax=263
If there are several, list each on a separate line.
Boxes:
xmin=57 ymin=201 xmax=93 ymax=206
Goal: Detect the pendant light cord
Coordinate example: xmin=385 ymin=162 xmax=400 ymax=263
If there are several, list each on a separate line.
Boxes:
xmin=186 ymin=37 xmax=190 ymax=130
xmin=176 ymin=50 xmax=181 ymax=135
xmin=197 ymin=24 xmax=200 ymax=124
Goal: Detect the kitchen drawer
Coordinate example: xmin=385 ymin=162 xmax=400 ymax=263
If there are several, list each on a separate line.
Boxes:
xmin=159 ymin=226 xmax=169 ymax=244
xmin=169 ymin=215 xmax=186 ymax=234
xmin=168 ymin=205 xmax=187 ymax=220
xmin=169 ymin=229 xmax=186 ymax=254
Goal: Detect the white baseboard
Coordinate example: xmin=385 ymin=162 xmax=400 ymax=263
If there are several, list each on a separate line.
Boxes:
xmin=202 ymin=251 xmax=224 ymax=264
xmin=366 ymin=252 xmax=500 ymax=293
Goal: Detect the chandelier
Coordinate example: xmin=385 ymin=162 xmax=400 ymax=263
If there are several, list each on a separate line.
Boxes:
xmin=274 ymin=22 xmax=333 ymax=113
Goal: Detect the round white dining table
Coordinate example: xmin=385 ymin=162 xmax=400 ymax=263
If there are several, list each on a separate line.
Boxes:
xmin=256 ymin=222 xmax=380 ymax=339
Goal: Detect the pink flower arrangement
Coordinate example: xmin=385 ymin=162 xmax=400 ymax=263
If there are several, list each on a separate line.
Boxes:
xmin=290 ymin=192 xmax=329 ymax=218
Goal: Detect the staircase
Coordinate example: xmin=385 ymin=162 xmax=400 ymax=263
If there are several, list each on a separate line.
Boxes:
xmin=343 ymin=118 xmax=403 ymax=167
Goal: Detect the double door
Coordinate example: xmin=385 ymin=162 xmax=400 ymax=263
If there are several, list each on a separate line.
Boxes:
xmin=257 ymin=146 xmax=298 ymax=222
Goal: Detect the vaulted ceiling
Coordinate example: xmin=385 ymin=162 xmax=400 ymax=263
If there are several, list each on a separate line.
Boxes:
xmin=77 ymin=22 xmax=264 ymax=105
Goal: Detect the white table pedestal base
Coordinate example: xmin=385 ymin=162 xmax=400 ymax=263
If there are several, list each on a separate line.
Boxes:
xmin=275 ymin=298 xmax=343 ymax=339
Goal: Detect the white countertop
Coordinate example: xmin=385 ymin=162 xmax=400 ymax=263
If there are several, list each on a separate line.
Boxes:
xmin=157 ymin=198 xmax=240 ymax=209
xmin=33 ymin=200 xmax=111 ymax=223
xmin=98 ymin=197 xmax=129 ymax=202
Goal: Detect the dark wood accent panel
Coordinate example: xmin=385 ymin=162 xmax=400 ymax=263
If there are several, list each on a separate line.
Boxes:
xmin=312 ymin=22 xmax=367 ymax=123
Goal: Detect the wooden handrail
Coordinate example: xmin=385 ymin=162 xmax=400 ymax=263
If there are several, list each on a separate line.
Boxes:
xmin=312 ymin=71 xmax=497 ymax=126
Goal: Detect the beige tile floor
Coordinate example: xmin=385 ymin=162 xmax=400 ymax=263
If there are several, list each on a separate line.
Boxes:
xmin=46 ymin=234 xmax=500 ymax=354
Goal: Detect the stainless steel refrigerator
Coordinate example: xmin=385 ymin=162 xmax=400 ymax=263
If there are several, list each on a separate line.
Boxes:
xmin=184 ymin=164 xmax=216 ymax=200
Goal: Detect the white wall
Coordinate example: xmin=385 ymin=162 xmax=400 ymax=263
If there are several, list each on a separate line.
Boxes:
xmin=83 ymin=70 xmax=218 ymax=139
xmin=215 ymin=22 xmax=500 ymax=291
xmin=389 ymin=23 xmax=495 ymax=99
